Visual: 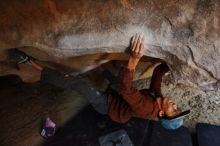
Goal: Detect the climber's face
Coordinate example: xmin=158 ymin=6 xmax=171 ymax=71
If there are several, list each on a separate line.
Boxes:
xmin=163 ymin=98 xmax=178 ymax=117
xmin=159 ymin=97 xmax=179 ymax=118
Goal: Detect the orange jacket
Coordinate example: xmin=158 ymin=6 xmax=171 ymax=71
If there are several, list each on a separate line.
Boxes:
xmin=108 ymin=67 xmax=160 ymax=123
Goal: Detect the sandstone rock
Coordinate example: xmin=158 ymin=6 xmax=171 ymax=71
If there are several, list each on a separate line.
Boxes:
xmin=0 ymin=0 xmax=220 ymax=91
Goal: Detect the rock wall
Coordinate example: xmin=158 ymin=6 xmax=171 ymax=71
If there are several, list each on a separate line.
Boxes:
xmin=0 ymin=0 xmax=220 ymax=91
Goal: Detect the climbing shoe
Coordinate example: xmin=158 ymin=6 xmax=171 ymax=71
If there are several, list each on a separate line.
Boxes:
xmin=8 ymin=48 xmax=30 ymax=64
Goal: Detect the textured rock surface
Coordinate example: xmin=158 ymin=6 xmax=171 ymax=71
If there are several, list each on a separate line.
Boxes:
xmin=1 ymin=64 xmax=219 ymax=146
xmin=136 ymin=73 xmax=220 ymax=132
xmin=0 ymin=81 xmax=88 ymax=146
xmin=162 ymin=73 xmax=220 ymax=132
xmin=1 ymin=0 xmax=220 ymax=91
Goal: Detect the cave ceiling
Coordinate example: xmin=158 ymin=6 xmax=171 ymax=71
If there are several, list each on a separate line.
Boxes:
xmin=0 ymin=0 xmax=220 ymax=91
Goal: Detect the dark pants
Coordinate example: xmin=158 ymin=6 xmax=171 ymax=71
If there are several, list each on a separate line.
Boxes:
xmin=40 ymin=63 xmax=169 ymax=115
xmin=40 ymin=68 xmax=108 ymax=115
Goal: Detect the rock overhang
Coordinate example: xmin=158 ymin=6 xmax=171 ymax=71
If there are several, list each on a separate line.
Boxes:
xmin=0 ymin=0 xmax=220 ymax=91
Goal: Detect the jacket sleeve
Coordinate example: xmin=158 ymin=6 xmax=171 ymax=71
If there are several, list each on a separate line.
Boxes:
xmin=108 ymin=94 xmax=134 ymax=123
xmin=150 ymin=63 xmax=169 ymax=97
xmin=117 ymin=67 xmax=159 ymax=118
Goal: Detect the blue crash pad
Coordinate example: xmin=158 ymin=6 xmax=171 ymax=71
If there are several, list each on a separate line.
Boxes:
xmin=43 ymin=105 xmax=150 ymax=146
xmin=144 ymin=121 xmax=192 ymax=146
xmin=43 ymin=105 xmax=193 ymax=146
xmin=197 ymin=123 xmax=220 ymax=146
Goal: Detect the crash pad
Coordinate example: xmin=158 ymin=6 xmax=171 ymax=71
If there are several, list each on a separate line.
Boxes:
xmin=43 ymin=105 xmax=150 ymax=146
xmin=197 ymin=123 xmax=220 ymax=146
xmin=144 ymin=121 xmax=192 ymax=146
xmin=43 ymin=105 xmax=193 ymax=146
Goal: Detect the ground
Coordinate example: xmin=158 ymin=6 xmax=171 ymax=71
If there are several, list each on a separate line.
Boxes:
xmin=161 ymin=73 xmax=220 ymax=132
xmin=135 ymin=73 xmax=220 ymax=132
xmin=0 ymin=81 xmax=88 ymax=146
xmin=0 ymin=62 xmax=219 ymax=146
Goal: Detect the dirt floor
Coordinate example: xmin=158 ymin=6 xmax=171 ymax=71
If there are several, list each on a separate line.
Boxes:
xmin=135 ymin=73 xmax=220 ymax=132
xmin=0 ymin=64 xmax=219 ymax=146
xmin=161 ymin=73 xmax=220 ymax=132
xmin=0 ymin=79 xmax=88 ymax=146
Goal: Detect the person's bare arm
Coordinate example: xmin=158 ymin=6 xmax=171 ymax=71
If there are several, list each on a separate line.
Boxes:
xmin=117 ymin=33 xmax=160 ymax=118
xmin=127 ymin=33 xmax=144 ymax=70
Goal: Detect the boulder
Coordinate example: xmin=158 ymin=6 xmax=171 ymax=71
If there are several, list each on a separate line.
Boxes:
xmin=0 ymin=0 xmax=220 ymax=91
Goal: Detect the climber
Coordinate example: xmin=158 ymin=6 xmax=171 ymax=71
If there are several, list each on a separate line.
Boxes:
xmin=8 ymin=33 xmax=189 ymax=130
